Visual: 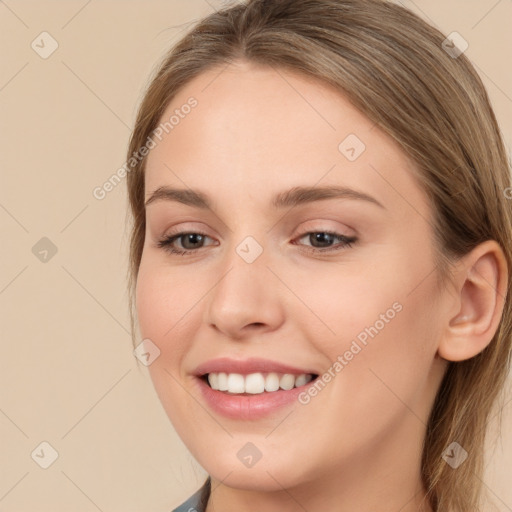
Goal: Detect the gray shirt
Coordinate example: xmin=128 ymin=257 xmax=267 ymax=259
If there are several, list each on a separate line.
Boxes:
xmin=171 ymin=478 xmax=210 ymax=512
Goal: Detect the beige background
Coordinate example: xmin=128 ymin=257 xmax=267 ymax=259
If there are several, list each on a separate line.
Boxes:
xmin=0 ymin=0 xmax=511 ymax=510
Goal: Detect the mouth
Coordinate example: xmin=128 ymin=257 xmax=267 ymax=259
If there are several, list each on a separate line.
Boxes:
xmin=193 ymin=357 xmax=322 ymax=418
xmin=200 ymin=371 xmax=319 ymax=395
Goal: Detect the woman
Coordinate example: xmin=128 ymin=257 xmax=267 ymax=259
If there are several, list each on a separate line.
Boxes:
xmin=126 ymin=0 xmax=511 ymax=510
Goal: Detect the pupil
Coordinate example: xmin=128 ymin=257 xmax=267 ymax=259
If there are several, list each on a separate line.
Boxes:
xmin=311 ymin=233 xmax=334 ymax=247
xmin=183 ymin=234 xmax=203 ymax=249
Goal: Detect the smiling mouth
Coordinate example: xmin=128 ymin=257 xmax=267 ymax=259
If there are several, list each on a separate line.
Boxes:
xmin=200 ymin=372 xmax=319 ymax=395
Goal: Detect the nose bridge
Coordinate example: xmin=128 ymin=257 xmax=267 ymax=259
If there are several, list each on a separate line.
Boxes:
xmin=203 ymin=233 xmax=285 ymax=337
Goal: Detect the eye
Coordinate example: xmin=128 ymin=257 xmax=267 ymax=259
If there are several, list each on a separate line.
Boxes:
xmin=156 ymin=231 xmax=216 ymax=256
xmin=294 ymin=231 xmax=357 ymax=253
xmin=156 ymin=229 xmax=357 ymax=256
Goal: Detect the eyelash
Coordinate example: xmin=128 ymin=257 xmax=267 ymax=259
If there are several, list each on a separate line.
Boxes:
xmin=156 ymin=230 xmax=357 ymax=256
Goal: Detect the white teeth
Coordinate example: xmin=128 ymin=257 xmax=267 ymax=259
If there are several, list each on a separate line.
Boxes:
xmin=294 ymin=374 xmax=309 ymax=387
xmin=217 ymin=372 xmax=228 ymax=391
xmin=245 ymin=373 xmax=265 ymax=394
xmin=206 ymin=372 xmax=314 ymax=394
xmin=207 ymin=373 xmax=218 ymax=390
xmin=227 ymin=373 xmax=245 ymax=393
xmin=265 ymin=372 xmax=280 ymax=392
xmin=279 ymin=374 xmax=295 ymax=390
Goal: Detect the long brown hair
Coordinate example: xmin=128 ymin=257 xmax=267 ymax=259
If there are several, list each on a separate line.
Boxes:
xmin=125 ymin=1 xmax=512 ymax=510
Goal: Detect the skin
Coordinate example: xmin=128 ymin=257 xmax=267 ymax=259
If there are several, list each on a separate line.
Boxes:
xmin=135 ymin=60 xmax=507 ymax=512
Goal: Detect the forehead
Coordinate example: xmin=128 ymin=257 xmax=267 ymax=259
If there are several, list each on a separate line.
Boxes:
xmin=144 ymin=61 xmax=429 ymax=220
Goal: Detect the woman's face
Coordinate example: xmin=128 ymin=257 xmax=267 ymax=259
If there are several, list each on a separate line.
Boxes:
xmin=136 ymin=60 xmax=449 ymax=496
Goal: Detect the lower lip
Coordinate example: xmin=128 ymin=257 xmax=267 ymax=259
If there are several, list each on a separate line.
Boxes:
xmin=195 ymin=376 xmax=316 ymax=420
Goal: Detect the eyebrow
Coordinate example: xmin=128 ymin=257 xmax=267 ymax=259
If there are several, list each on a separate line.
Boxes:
xmin=144 ymin=185 xmax=385 ymax=210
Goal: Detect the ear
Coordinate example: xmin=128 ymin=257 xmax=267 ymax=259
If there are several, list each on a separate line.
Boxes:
xmin=437 ymin=240 xmax=508 ymax=362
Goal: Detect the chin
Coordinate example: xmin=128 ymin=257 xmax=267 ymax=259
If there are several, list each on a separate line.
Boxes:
xmin=202 ymin=452 xmax=312 ymax=493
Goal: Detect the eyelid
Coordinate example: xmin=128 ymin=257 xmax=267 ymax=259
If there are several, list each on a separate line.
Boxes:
xmin=156 ymin=228 xmax=357 ymax=257
xmin=155 ymin=217 xmax=357 ymax=254
xmin=292 ymin=230 xmax=357 ymax=253
xmin=294 ymin=225 xmax=353 ymax=239
xmin=293 ymin=218 xmax=356 ymax=237
xmin=156 ymin=229 xmax=216 ymax=250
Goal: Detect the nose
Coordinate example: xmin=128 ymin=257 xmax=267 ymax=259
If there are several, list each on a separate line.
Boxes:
xmin=203 ymin=244 xmax=286 ymax=340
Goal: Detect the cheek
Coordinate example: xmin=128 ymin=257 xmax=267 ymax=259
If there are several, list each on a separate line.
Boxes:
xmin=283 ymin=260 xmax=406 ymax=354
xmin=135 ymin=259 xmax=204 ymax=348
xmin=325 ymin=271 xmax=441 ymax=430
xmin=135 ymin=262 xmax=198 ymax=399
xmin=295 ymin=249 xmax=440 ymax=409
xmin=135 ymin=261 xmax=208 ymax=426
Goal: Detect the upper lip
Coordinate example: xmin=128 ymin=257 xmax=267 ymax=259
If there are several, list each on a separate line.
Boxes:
xmin=193 ymin=357 xmax=318 ymax=377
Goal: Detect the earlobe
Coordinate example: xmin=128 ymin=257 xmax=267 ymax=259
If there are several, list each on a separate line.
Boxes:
xmin=438 ymin=240 xmax=508 ymax=362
